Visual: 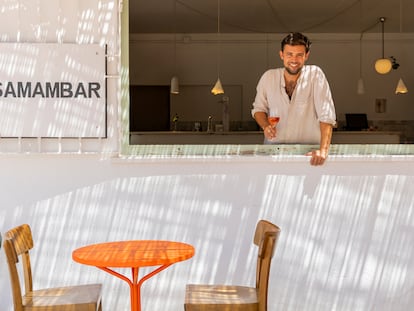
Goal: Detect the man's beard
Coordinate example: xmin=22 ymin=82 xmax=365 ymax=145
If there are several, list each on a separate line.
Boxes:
xmin=284 ymin=65 xmax=303 ymax=76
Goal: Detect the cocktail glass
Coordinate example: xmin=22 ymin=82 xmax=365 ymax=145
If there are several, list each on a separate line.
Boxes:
xmin=267 ymin=116 xmax=280 ymax=142
xmin=268 ymin=116 xmax=280 ymax=127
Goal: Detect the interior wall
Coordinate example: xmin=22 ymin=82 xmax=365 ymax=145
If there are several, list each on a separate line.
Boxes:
xmin=130 ymin=33 xmax=414 ymax=124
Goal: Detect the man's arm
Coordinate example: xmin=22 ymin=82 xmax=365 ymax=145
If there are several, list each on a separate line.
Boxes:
xmin=319 ymin=121 xmax=333 ymax=154
xmin=253 ymin=111 xmax=269 ymax=130
xmin=307 ymin=122 xmax=333 ymax=166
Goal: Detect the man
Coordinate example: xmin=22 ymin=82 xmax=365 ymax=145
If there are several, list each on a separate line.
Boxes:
xmin=251 ymin=32 xmax=336 ymax=166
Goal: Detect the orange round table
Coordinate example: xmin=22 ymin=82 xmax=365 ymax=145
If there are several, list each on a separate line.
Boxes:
xmin=72 ymin=240 xmax=195 ymax=311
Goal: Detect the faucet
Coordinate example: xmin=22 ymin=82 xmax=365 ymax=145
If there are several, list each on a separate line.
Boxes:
xmin=172 ymin=113 xmax=179 ymax=131
xmin=207 ymin=116 xmax=213 ymax=133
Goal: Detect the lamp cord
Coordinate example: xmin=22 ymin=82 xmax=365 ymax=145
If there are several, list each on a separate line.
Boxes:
xmin=381 ymin=18 xmax=385 ymax=58
xmin=173 ymin=0 xmax=177 ymax=74
xmin=216 ymin=0 xmax=221 ymax=79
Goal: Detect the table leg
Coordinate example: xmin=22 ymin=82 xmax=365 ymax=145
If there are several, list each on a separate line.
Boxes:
xmin=99 ymin=267 xmax=141 ymax=311
xmin=99 ymin=264 xmax=173 ymax=311
xmin=131 ymin=267 xmax=140 ymax=311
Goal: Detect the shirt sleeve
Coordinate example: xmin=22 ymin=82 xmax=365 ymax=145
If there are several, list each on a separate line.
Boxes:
xmin=313 ymin=66 xmax=337 ymax=126
xmin=251 ymin=70 xmax=270 ymax=118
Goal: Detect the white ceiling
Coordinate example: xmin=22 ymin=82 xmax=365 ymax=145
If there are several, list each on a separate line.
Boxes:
xmin=129 ymin=0 xmax=413 ymax=34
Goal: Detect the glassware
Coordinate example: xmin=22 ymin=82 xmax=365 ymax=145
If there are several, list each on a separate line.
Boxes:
xmin=267 ymin=115 xmax=280 ymax=142
xmin=268 ymin=116 xmax=280 ymax=127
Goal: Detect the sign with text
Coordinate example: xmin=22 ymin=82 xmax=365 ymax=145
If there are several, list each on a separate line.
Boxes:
xmin=0 ymin=43 xmax=106 ymax=138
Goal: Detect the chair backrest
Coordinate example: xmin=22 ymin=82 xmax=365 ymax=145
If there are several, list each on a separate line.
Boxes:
xmin=253 ymin=220 xmax=281 ymax=311
xmin=3 ymin=224 xmax=35 ymax=311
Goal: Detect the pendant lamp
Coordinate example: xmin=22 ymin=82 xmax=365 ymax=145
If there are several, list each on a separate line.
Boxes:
xmin=170 ymin=76 xmax=179 ymax=94
xmin=170 ymin=0 xmax=179 ymax=94
xmin=211 ymin=0 xmax=224 ymax=95
xmin=357 ymin=1 xmax=365 ymax=94
xmin=357 ymin=78 xmax=365 ymax=95
xmin=395 ymin=78 xmax=408 ymax=94
xmin=357 ymin=33 xmax=365 ymax=94
xmin=212 ymin=78 xmax=224 ymax=95
xmin=374 ymin=17 xmax=392 ymax=74
xmin=394 ymin=2 xmax=408 ymax=95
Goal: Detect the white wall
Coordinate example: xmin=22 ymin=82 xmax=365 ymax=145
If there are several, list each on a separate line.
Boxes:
xmin=1 ymin=2 xmax=414 ymax=311
xmin=1 ymin=155 xmax=414 ymax=311
xmin=130 ymin=33 xmax=414 ymax=123
xmin=0 ymin=0 xmax=120 ymax=153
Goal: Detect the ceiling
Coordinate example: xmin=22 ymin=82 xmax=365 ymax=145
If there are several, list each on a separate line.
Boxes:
xmin=129 ymin=0 xmax=413 ymax=34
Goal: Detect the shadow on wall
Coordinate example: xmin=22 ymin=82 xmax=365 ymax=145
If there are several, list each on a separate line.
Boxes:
xmin=1 ymin=169 xmax=414 ymax=310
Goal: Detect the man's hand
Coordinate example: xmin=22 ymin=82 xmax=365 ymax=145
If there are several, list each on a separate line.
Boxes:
xmin=263 ymin=124 xmax=277 ymax=140
xmin=306 ymin=122 xmax=333 ymax=166
xmin=306 ymin=149 xmax=328 ymax=166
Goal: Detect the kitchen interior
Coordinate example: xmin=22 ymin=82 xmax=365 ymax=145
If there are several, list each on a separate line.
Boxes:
xmin=128 ymin=0 xmax=413 ymax=145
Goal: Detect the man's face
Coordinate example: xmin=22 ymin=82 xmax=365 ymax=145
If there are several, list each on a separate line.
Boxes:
xmin=279 ymin=44 xmax=309 ymax=75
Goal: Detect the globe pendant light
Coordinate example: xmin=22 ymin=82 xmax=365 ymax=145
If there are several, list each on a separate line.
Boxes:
xmin=374 ymin=17 xmax=392 ymax=74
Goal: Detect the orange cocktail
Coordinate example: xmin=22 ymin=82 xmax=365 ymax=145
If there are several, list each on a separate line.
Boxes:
xmin=268 ymin=116 xmax=280 ymax=127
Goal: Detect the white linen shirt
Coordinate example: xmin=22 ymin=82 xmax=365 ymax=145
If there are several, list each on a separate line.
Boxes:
xmin=251 ymin=65 xmax=336 ymax=144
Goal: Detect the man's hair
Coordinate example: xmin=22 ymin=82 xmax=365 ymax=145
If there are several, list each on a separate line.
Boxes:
xmin=281 ymin=32 xmax=311 ymax=53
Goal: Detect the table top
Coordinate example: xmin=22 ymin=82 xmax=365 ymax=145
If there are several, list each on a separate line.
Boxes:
xmin=72 ymin=240 xmax=195 ymax=268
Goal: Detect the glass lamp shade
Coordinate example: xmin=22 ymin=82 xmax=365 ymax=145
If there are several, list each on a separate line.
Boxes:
xmin=357 ymin=77 xmax=365 ymax=95
xmin=170 ymin=76 xmax=179 ymax=94
xmin=374 ymin=58 xmax=392 ymax=74
xmin=211 ymin=78 xmax=224 ymax=95
xmin=395 ymin=78 xmax=408 ymax=94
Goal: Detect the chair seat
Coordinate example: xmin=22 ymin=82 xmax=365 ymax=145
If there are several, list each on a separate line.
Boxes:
xmin=23 ymin=283 xmax=102 ymax=311
xmin=184 ymin=220 xmax=280 ymax=311
xmin=185 ymin=284 xmax=258 ymax=311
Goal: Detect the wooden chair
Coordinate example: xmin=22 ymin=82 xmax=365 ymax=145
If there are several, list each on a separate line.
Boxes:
xmin=185 ymin=220 xmax=280 ymax=311
xmin=3 ymin=224 xmax=103 ymax=311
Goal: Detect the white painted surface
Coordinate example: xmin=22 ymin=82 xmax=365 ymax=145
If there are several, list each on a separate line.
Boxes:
xmin=0 ymin=43 xmax=106 ymax=138
xmin=1 ymin=154 xmax=414 ymax=311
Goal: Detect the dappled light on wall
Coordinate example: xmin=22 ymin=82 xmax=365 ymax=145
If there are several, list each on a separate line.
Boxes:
xmin=2 ymin=164 xmax=414 ymax=310
xmin=0 ymin=0 xmax=119 ymax=154
xmin=0 ymin=43 xmax=106 ymax=138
